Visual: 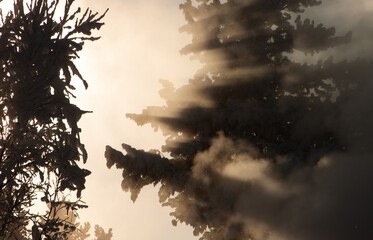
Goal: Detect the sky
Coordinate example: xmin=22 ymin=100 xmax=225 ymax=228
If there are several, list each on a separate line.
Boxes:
xmin=1 ymin=0 xmax=199 ymax=239
xmin=73 ymin=0 xmax=373 ymax=239
xmin=1 ymin=0 xmax=373 ymax=239
xmin=71 ymin=0 xmax=200 ymax=239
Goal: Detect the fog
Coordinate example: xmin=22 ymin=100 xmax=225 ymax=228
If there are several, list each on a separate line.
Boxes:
xmin=1 ymin=0 xmax=371 ymax=239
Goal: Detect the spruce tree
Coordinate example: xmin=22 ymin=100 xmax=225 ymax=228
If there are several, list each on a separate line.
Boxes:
xmin=0 ymin=0 xmax=107 ymax=239
xmin=106 ymin=0 xmax=373 ymax=239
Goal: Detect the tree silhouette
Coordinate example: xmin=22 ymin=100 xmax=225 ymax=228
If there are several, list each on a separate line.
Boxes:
xmin=0 ymin=0 xmax=107 ymax=239
xmin=40 ymin=202 xmax=113 ymax=240
xmin=70 ymin=223 xmax=113 ymax=240
xmin=46 ymin=202 xmax=113 ymax=240
xmin=105 ymin=0 xmax=373 ymax=239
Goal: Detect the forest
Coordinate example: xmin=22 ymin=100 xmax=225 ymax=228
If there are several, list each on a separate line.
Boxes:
xmin=1 ymin=0 xmax=373 ymax=239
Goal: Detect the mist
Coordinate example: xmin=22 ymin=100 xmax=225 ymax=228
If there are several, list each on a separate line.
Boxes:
xmin=102 ymin=1 xmax=373 ymax=240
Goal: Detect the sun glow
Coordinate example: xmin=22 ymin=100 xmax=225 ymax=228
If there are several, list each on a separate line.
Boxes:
xmin=0 ymin=1 xmax=13 ymax=16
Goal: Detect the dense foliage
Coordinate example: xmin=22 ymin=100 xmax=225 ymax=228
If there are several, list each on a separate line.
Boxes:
xmin=106 ymin=0 xmax=373 ymax=239
xmin=0 ymin=0 xmax=106 ymax=239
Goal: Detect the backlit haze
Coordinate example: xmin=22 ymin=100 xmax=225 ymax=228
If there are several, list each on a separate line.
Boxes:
xmin=72 ymin=0 xmax=200 ymax=239
xmin=1 ymin=0 xmax=373 ymax=239
xmin=75 ymin=0 xmax=373 ymax=239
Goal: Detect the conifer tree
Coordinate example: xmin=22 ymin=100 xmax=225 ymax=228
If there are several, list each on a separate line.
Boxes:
xmin=0 ymin=0 xmax=107 ymax=239
xmin=106 ymin=0 xmax=373 ymax=239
